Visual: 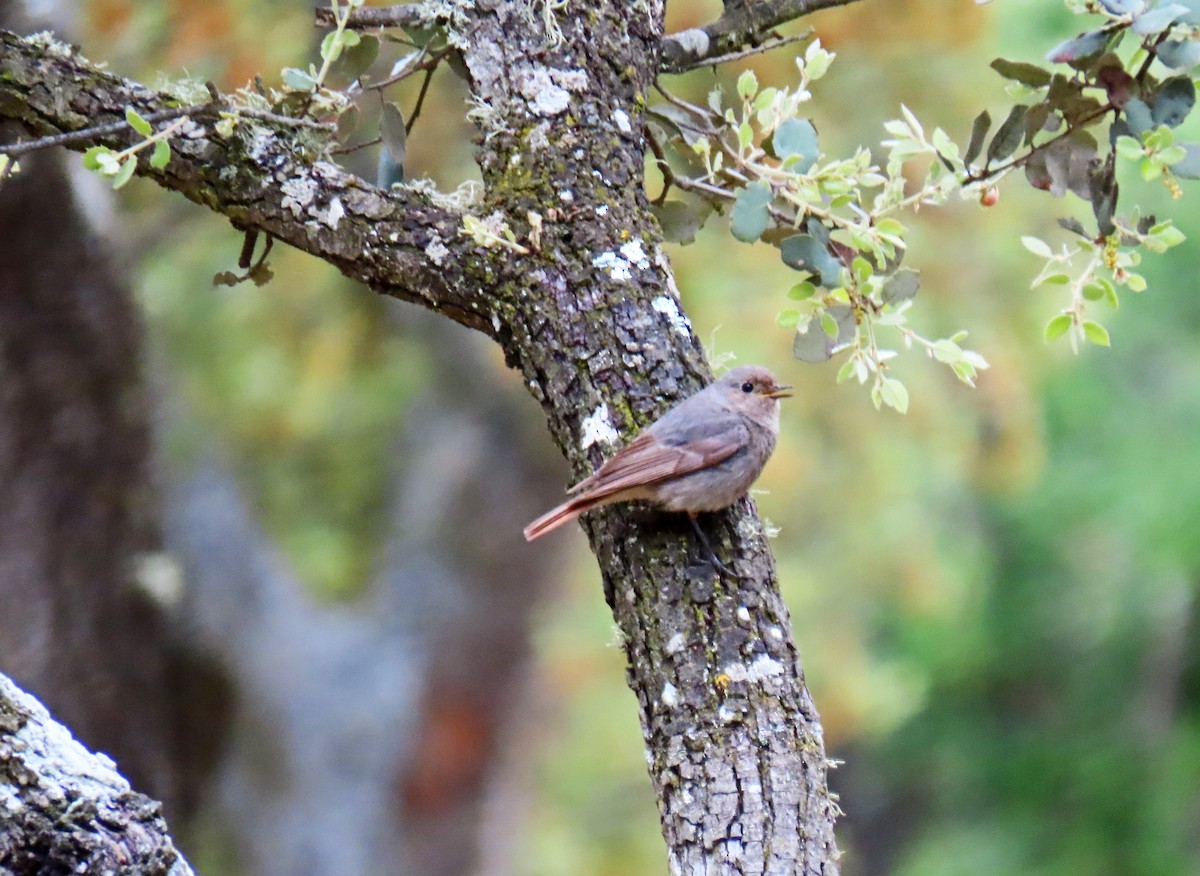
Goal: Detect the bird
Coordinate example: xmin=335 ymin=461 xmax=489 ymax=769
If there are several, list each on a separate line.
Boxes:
xmin=523 ymin=365 xmax=791 ymax=569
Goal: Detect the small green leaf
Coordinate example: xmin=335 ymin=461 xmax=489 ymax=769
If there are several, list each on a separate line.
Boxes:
xmin=1150 ymin=221 xmax=1186 ymax=248
xmin=737 ymin=69 xmax=758 ymax=100
xmin=730 ymin=182 xmax=772 ymax=243
xmin=1125 ymin=272 xmax=1147 ymax=291
xmin=1082 ymin=320 xmax=1111 ymax=346
xmin=776 ymin=309 xmax=801 ymax=329
xmin=125 ymin=106 xmax=152 ymax=136
xmin=82 ymin=145 xmax=111 ymax=171
xmin=881 ymin=269 xmax=920 ymax=305
xmin=282 ymin=67 xmax=318 ymax=92
xmin=321 ymin=30 xmax=345 ymax=64
xmin=111 ymin=155 xmax=137 ymax=189
xmin=820 ymin=311 xmax=839 ymax=338
xmin=1021 ymin=236 xmax=1053 ymax=258
xmin=879 ymin=377 xmax=909 ymax=414
xmin=773 ymin=118 xmax=819 ymax=172
xmin=987 ymin=104 xmax=1029 ymax=163
xmin=787 ymin=281 xmax=816 ymax=300
xmin=150 ymin=139 xmax=171 ymax=169
xmin=964 ymin=109 xmax=992 ymax=166
xmin=1044 ymin=313 xmax=1073 ymax=341
xmin=990 ymin=58 xmax=1052 ymax=87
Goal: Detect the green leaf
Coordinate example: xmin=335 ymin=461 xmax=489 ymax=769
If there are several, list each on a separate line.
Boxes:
xmin=990 ymin=58 xmax=1052 ymax=87
xmin=125 ymin=106 xmax=152 ymax=136
xmin=820 ymin=311 xmax=839 ymax=338
xmin=82 ymin=145 xmax=112 ymax=171
xmin=730 ymin=182 xmax=772 ymax=243
xmin=150 ymin=139 xmax=171 ymax=169
xmin=776 ymin=309 xmax=801 ymax=329
xmin=879 ymin=377 xmax=909 ymax=414
xmin=1082 ymin=320 xmax=1111 ymax=346
xmin=1044 ymin=313 xmax=1072 ymax=341
xmin=773 ymin=118 xmax=819 ymax=172
xmin=780 ymin=233 xmax=842 ymax=286
xmin=987 ymin=104 xmax=1029 ymax=163
xmin=881 ymin=269 xmax=920 ymax=305
xmin=1046 ymin=30 xmax=1108 ymax=66
xmin=792 ymin=305 xmax=853 ymax=363
xmin=932 ymin=339 xmax=963 ymax=363
xmin=282 ymin=67 xmax=318 ymax=91
xmin=1021 ymin=236 xmax=1053 ymax=258
xmin=1125 ymin=272 xmax=1148 ymax=291
xmin=1169 ymin=142 xmax=1200 ymax=177
xmin=1131 ymin=4 xmax=1188 ymax=35
xmin=737 ymin=69 xmax=758 ymax=100
xmin=380 ymin=101 xmax=408 ymax=173
xmin=651 ymin=200 xmax=709 ymax=245
xmin=321 ymin=30 xmax=345 ymax=64
xmin=787 ymin=281 xmax=816 ymax=300
xmin=111 ymin=155 xmax=137 ymax=189
xmin=964 ymin=109 xmax=992 ymax=166
xmin=1150 ymin=221 xmax=1186 ymax=248
xmin=1152 ymin=76 xmax=1196 ymax=128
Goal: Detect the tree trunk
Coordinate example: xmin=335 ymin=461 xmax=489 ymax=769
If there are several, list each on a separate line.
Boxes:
xmin=0 ymin=0 xmax=845 ymax=867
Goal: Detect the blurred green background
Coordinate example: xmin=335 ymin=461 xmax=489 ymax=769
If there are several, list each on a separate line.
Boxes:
xmin=83 ymin=0 xmax=1200 ymax=872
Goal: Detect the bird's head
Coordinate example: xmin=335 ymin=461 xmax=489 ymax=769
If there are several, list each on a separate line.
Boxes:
xmin=714 ymin=365 xmax=792 ymax=424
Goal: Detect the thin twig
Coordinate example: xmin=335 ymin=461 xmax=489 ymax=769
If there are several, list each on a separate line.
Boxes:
xmin=406 ymin=66 xmax=436 ymax=134
xmin=0 ymin=101 xmax=331 ymax=160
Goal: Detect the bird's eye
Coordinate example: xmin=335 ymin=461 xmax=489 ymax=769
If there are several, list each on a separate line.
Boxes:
xmin=741 ymin=382 xmax=754 ymax=393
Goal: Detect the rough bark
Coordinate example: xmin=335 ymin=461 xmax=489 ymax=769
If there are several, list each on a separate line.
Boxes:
xmin=0 ymin=0 xmax=847 ymax=868
xmin=0 ymin=672 xmax=193 ymax=876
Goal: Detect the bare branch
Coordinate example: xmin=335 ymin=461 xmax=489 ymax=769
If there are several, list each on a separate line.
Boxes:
xmin=660 ymin=0 xmax=863 ymax=73
xmin=314 ymin=3 xmax=441 ymax=30
xmin=0 ymin=29 xmax=501 ymax=336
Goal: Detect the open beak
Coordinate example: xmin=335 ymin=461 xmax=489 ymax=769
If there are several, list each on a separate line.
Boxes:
xmin=765 ymin=385 xmax=793 ymax=399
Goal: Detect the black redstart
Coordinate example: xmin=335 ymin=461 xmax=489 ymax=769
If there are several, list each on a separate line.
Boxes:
xmin=524 ymin=365 xmax=791 ymax=565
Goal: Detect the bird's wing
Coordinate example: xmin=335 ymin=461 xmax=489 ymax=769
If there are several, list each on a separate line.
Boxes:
xmin=566 ymin=422 xmax=746 ymax=502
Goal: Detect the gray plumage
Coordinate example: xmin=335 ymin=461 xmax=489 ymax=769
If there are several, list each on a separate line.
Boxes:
xmin=524 ymin=366 xmax=789 ymax=540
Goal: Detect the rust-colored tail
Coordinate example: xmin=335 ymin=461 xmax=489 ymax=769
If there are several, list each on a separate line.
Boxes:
xmin=524 ymin=497 xmax=593 ymax=541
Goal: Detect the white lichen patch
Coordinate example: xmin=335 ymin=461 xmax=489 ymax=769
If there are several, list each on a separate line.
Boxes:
xmin=550 ymin=68 xmax=589 ymax=91
xmin=613 ymin=108 xmax=632 ymax=133
xmin=722 ymin=655 xmax=786 ymax=686
xmin=671 ymin=28 xmax=711 ymax=60
xmin=520 ymin=68 xmax=571 ymax=116
xmin=315 ymin=196 xmax=345 ymax=229
xmin=620 ymin=239 xmax=649 ymax=269
xmin=652 ymin=295 xmax=692 ymax=336
xmin=425 ymin=235 xmax=450 ymax=266
xmin=595 ymin=204 xmax=609 ymax=216
xmin=665 ymin=632 xmax=686 ymax=655
xmin=747 ymin=654 xmax=786 ymax=682
xmin=281 ymin=174 xmax=317 ymax=218
xmin=736 ymin=605 xmax=751 ymax=624
xmin=593 ymin=251 xmax=632 ymax=282
xmin=581 ymin=403 xmax=620 ymax=448
xmin=249 ymin=129 xmax=275 ymax=163
xmin=528 ymin=120 xmax=552 ymax=149
xmin=661 ymin=682 xmax=680 ymax=707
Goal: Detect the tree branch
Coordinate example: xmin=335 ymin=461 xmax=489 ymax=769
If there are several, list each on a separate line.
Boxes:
xmin=660 ymin=0 xmax=864 ymax=73
xmin=0 ymin=29 xmax=499 ymax=336
xmin=0 ymin=672 xmax=194 ymax=875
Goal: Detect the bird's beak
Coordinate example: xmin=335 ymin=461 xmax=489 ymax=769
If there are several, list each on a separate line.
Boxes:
xmin=765 ymin=385 xmax=793 ymax=399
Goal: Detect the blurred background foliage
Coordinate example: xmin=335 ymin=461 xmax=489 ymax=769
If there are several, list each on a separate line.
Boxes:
xmin=77 ymin=0 xmax=1200 ymax=872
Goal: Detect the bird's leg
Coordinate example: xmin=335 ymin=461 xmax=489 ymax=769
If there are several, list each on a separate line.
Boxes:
xmin=687 ymin=512 xmax=735 ymax=577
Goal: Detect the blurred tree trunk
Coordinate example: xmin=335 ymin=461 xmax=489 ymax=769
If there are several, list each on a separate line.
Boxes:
xmin=0 ymin=35 xmax=181 ymax=819
xmin=160 ymin=307 xmax=563 ymax=876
